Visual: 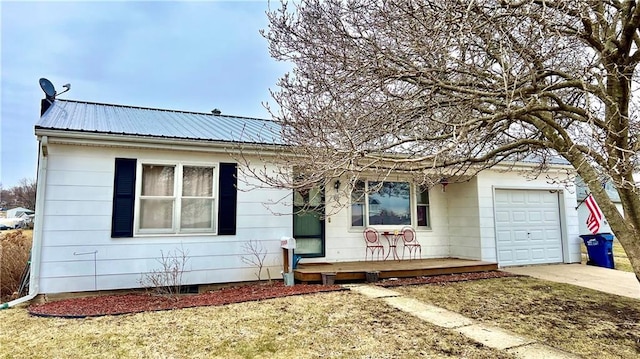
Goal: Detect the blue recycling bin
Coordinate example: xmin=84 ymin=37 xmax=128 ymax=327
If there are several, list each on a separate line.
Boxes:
xmin=580 ymin=233 xmax=615 ymax=269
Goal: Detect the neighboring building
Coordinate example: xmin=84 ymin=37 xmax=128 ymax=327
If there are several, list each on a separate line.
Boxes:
xmin=574 ymin=176 xmax=639 ymax=235
xmin=29 ymin=99 xmax=581 ymax=294
xmin=6 ymin=207 xmax=34 ymax=219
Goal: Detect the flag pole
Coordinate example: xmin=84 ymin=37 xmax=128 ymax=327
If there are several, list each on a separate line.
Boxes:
xmin=575 ymin=195 xmax=589 ymax=210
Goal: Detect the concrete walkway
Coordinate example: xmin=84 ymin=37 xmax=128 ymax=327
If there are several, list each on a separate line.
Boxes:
xmin=504 ymin=263 xmax=640 ymax=299
xmin=346 ymin=284 xmax=581 ymax=359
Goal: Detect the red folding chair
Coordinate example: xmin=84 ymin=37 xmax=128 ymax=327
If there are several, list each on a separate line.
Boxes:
xmin=400 ymin=226 xmax=421 ymax=260
xmin=363 ymin=227 xmax=385 ymax=261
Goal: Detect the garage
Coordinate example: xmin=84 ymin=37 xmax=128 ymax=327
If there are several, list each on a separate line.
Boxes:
xmin=494 ymin=189 xmax=563 ymax=266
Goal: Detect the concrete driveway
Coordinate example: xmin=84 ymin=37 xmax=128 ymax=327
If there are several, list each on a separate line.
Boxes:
xmin=503 ymin=263 xmax=640 ymax=299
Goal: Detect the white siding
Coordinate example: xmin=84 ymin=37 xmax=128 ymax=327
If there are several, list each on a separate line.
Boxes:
xmin=37 ymin=141 xmax=582 ymax=293
xmin=38 ymin=143 xmax=291 ymax=293
xmin=476 ymin=170 xmax=581 ymax=265
xmin=446 ymin=178 xmax=481 ymax=259
xmin=314 ymin=181 xmax=450 ymax=264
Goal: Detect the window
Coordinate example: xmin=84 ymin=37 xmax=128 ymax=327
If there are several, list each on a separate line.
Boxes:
xmin=351 ymin=181 xmax=430 ymax=228
xmin=111 ymin=159 xmax=237 ymax=238
xmin=416 ymin=186 xmax=430 ymax=227
xmin=351 ymin=181 xmax=365 ymax=227
xmin=140 ymin=165 xmax=175 ymax=230
xmin=138 ymin=163 xmax=215 ymax=234
xmin=368 ymin=181 xmax=410 ymax=225
xmin=181 ymin=166 xmax=215 ymax=230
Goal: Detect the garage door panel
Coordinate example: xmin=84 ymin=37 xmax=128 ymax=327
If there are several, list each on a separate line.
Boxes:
xmin=529 ymin=230 xmax=544 ymax=241
xmin=543 ymin=194 xmax=558 ymax=204
xmin=495 ymin=189 xmax=563 ymax=266
xmin=544 ymin=229 xmax=561 ymax=240
xmin=511 ymin=192 xmax=526 ymax=203
xmin=528 ymin=211 xmax=542 ymax=222
xmin=495 ymin=211 xmax=510 ymax=223
xmin=498 ymin=250 xmax=513 ymax=262
xmin=496 ymin=230 xmax=512 ymax=243
xmin=531 ymin=248 xmax=546 ymax=259
xmin=514 ymin=230 xmax=529 ymax=241
xmin=527 ymin=192 xmax=542 ymax=203
xmin=544 ymin=210 xmax=558 ymax=221
xmin=515 ymin=249 xmax=530 ymax=260
xmin=512 ymin=211 xmax=527 ymax=222
xmin=545 ymin=248 xmax=562 ymax=259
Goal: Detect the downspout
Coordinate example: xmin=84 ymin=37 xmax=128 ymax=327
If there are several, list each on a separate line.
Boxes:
xmin=1 ymin=136 xmax=48 ymax=309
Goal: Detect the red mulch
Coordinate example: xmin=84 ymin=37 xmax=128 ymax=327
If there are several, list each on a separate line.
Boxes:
xmin=29 ymin=283 xmax=346 ymax=318
xmin=28 ymin=271 xmax=519 ymax=318
xmin=375 ymin=270 xmax=520 ymax=287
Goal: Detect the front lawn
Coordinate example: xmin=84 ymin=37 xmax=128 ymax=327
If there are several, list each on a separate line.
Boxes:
xmin=2 ymin=276 xmax=638 ymax=358
xmin=0 ymin=291 xmax=512 ymax=359
xmin=395 ymin=276 xmax=640 ymax=359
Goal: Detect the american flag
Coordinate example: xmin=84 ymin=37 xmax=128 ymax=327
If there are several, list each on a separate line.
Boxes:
xmin=585 ymin=194 xmax=603 ymax=234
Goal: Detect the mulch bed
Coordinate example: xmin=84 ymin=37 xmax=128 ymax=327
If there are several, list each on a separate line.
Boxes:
xmin=28 ymin=271 xmax=518 ymax=318
xmin=374 ymin=270 xmax=520 ymax=287
xmin=29 ymin=283 xmax=346 ymax=318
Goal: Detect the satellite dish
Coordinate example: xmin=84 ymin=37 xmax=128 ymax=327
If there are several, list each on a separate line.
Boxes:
xmin=39 ymin=78 xmax=56 ymax=99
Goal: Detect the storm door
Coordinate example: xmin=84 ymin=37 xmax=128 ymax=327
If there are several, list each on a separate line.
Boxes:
xmin=293 ymin=187 xmax=325 ymax=257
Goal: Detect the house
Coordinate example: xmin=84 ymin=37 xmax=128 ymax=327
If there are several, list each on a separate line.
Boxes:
xmin=6 ymin=207 xmax=34 ymax=219
xmin=575 ymin=175 xmax=640 ymax=235
xmin=24 ymin=98 xmax=581 ymax=295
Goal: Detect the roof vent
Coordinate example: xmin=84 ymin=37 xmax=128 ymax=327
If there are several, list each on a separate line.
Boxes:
xmin=211 ymin=109 xmax=222 ymax=115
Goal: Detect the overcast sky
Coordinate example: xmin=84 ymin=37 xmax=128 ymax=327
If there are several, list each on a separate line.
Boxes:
xmin=0 ymin=0 xmax=290 ymax=188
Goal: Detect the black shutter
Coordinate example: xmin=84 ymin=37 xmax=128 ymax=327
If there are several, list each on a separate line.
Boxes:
xmin=111 ymin=158 xmax=137 ymax=238
xmin=217 ymin=162 xmax=237 ymax=235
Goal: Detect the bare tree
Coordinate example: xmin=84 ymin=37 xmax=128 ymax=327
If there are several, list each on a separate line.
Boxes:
xmin=241 ymin=240 xmax=270 ymax=282
xmin=261 ymin=1 xmax=640 ymax=279
xmin=0 ymin=179 xmax=36 ymax=210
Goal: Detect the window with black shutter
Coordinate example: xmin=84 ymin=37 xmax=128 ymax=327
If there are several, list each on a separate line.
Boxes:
xmin=217 ymin=163 xmax=237 ymax=235
xmin=112 ymin=159 xmax=237 ymax=236
xmin=111 ymin=158 xmax=137 ymax=237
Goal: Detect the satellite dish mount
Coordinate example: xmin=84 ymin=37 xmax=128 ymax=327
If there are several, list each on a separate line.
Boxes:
xmin=39 ymin=78 xmax=71 ymax=100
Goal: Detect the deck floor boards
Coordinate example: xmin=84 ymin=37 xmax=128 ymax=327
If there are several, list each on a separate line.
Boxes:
xmin=294 ymin=258 xmax=498 ymax=282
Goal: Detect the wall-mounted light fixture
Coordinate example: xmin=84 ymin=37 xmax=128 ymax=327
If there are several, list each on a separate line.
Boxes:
xmin=334 ymin=179 xmax=341 ymax=191
xmin=439 ymin=178 xmax=449 ymax=192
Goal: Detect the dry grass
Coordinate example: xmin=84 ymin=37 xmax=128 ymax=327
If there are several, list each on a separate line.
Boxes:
xmin=612 ymin=240 xmax=634 ymax=272
xmin=0 ymin=291 xmax=513 ymax=359
xmin=2 ymin=276 xmax=638 ymax=358
xmin=0 ymin=230 xmax=33 ymax=301
xmin=396 ymin=277 xmax=640 ymax=359
xmin=581 ymin=238 xmax=633 ymax=272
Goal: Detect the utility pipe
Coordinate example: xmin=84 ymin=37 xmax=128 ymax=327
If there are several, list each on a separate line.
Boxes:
xmin=1 ymin=136 xmax=48 ymax=309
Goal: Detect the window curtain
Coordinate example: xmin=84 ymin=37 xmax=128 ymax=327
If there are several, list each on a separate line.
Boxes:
xmin=181 ymin=166 xmax=214 ymax=229
xmin=140 ymin=165 xmax=174 ymax=229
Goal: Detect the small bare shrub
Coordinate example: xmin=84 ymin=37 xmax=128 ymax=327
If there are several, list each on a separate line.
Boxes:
xmin=241 ymin=240 xmax=270 ymax=282
xmin=139 ymin=246 xmax=190 ymax=299
xmin=0 ymin=230 xmax=32 ymax=301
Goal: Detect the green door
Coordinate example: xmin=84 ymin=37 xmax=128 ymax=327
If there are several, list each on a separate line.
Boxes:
xmin=293 ymin=188 xmax=325 ymax=257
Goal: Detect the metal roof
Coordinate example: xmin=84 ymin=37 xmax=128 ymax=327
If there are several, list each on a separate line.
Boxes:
xmin=36 ymin=99 xmax=284 ymax=145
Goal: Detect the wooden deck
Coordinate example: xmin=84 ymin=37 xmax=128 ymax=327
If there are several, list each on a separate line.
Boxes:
xmin=294 ymin=258 xmax=498 ymax=283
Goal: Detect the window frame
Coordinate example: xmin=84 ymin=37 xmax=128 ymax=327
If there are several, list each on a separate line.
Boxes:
xmin=349 ymin=180 xmax=431 ymax=230
xmin=416 ymin=185 xmax=431 ymax=228
xmin=134 ymin=161 xmax=218 ymax=235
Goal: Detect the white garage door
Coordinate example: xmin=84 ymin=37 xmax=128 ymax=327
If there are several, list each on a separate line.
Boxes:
xmin=495 ymin=189 xmax=563 ymax=266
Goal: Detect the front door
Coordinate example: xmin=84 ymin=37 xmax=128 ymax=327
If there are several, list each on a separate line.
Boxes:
xmin=293 ymin=187 xmax=325 ymax=257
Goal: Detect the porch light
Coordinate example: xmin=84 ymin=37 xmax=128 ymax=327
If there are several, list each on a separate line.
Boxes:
xmin=439 ymin=178 xmax=449 ymax=192
xmin=334 ymin=179 xmax=341 ymax=191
